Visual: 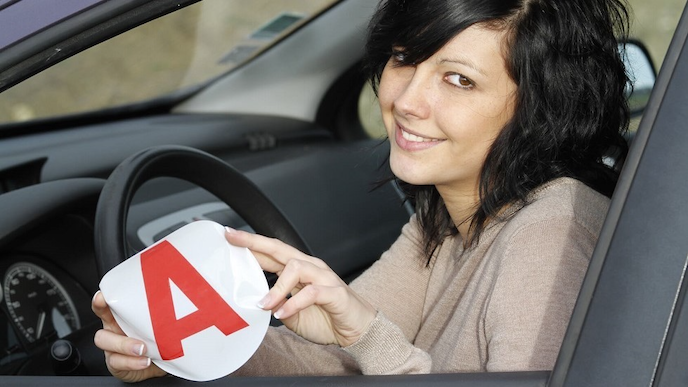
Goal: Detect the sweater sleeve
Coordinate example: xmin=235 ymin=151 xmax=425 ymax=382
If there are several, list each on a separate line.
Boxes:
xmin=234 ymin=325 xmax=359 ymax=376
xmin=342 ymin=312 xmax=432 ymax=374
xmin=484 ymin=217 xmax=594 ymax=371
xmin=236 ymin=215 xmax=434 ymax=376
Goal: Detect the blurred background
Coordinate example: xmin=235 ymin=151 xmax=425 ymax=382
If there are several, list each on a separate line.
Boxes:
xmin=0 ymin=0 xmax=334 ymax=123
xmin=0 ymin=0 xmax=684 ymax=127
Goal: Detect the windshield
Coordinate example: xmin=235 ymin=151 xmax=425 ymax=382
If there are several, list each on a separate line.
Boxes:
xmin=0 ymin=0 xmax=337 ymax=124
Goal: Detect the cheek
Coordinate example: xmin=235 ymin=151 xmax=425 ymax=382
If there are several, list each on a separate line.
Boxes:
xmin=376 ymin=72 xmax=401 ymax=136
xmin=445 ymin=94 xmax=515 ymax=145
xmin=438 ymin=105 xmax=509 ymax=168
xmin=377 ymin=71 xmax=396 ymax=112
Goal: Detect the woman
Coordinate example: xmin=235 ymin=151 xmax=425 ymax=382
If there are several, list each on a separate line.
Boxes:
xmin=93 ymin=0 xmax=630 ymax=380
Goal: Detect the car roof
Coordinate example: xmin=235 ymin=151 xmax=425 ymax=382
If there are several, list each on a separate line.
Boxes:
xmin=0 ymin=0 xmax=105 ymax=51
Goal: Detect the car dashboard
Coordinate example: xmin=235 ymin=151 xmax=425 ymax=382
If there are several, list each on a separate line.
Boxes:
xmin=0 ymin=113 xmax=411 ymax=376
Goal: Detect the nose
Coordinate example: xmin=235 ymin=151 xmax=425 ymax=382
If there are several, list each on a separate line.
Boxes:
xmin=393 ymin=65 xmax=432 ymax=120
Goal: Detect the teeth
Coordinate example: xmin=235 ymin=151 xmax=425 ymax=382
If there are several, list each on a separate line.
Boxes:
xmin=401 ymin=129 xmax=439 ymax=143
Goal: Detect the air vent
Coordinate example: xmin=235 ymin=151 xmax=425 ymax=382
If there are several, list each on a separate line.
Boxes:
xmin=0 ymin=158 xmax=46 ymax=194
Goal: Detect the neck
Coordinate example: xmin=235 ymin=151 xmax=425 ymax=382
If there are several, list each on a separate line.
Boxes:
xmin=436 ymin=184 xmax=480 ymax=240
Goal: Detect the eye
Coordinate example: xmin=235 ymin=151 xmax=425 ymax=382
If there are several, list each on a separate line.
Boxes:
xmin=445 ymin=73 xmax=474 ymax=90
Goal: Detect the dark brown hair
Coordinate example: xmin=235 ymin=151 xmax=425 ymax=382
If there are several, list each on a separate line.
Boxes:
xmin=364 ymin=0 xmax=630 ymax=261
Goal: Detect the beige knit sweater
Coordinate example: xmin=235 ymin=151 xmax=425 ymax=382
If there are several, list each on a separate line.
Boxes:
xmin=235 ymin=177 xmax=608 ymax=376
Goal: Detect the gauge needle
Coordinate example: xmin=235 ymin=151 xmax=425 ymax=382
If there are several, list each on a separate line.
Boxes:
xmin=36 ymin=311 xmax=46 ymax=339
xmin=52 ymin=307 xmax=71 ymax=338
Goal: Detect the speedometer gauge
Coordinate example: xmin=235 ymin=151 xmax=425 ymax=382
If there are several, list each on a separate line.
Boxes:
xmin=3 ymin=262 xmax=81 ymax=343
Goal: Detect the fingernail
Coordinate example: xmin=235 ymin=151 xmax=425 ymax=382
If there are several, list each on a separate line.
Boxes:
xmin=257 ymin=294 xmax=271 ymax=309
xmin=133 ymin=343 xmax=145 ymax=357
xmin=139 ymin=357 xmax=151 ymax=368
xmin=92 ymin=290 xmax=101 ymax=303
xmin=273 ymin=308 xmax=284 ymax=320
xmin=225 ymin=226 xmax=236 ymax=234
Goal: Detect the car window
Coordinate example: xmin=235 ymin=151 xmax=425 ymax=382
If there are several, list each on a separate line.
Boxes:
xmin=0 ymin=0 xmax=337 ymax=124
xmin=358 ymin=0 xmax=687 ymax=139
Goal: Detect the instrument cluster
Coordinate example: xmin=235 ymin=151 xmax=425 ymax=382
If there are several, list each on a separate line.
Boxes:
xmin=0 ymin=257 xmax=90 ymax=373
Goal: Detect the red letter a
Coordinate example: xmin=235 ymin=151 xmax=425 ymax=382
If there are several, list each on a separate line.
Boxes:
xmin=140 ymin=240 xmax=249 ymax=360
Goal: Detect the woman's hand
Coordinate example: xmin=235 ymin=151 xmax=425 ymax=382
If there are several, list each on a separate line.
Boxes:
xmin=92 ymin=291 xmax=167 ymax=383
xmin=225 ymin=228 xmax=377 ymax=347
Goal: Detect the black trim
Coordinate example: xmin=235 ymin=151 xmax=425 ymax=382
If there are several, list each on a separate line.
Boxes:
xmin=653 ymin=256 xmax=688 ymax=386
xmin=0 ymin=0 xmax=200 ymax=93
xmin=0 ymin=178 xmax=104 ymax=250
xmin=0 ymin=371 xmax=550 ymax=386
xmin=0 ymin=0 xmax=19 ymax=13
xmin=0 ymin=157 xmax=45 ymax=192
xmin=316 ymin=61 xmax=368 ymax=140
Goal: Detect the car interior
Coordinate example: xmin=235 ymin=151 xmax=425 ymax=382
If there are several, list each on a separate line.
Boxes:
xmin=0 ymin=0 xmax=685 ymax=385
xmin=0 ymin=0 xmax=414 ymax=379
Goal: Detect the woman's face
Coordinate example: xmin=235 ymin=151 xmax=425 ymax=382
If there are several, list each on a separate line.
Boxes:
xmin=378 ymin=24 xmax=517 ymax=198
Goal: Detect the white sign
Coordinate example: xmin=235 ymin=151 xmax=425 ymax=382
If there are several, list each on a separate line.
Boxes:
xmin=99 ymin=220 xmax=270 ymax=381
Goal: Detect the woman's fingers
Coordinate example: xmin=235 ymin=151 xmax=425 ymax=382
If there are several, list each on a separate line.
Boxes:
xmin=274 ymin=283 xmax=344 ymax=320
xmin=105 ymin=349 xmax=152 ymax=371
xmin=226 ymin=229 xmax=346 ymax=314
xmin=225 ymin=228 xmax=329 ymax=271
xmin=92 ymin=290 xmax=131 ymax=337
xmin=225 ymin=228 xmax=377 ymax=347
xmin=274 ymin=282 xmax=375 ymax=347
xmin=92 ymin=290 xmax=149 ymax=362
xmin=225 ymin=228 xmax=298 ymax=259
xmin=94 ymin=328 xmax=147 ymax=358
xmin=105 ymin=353 xmax=166 ymax=383
xmin=92 ymin=291 xmax=115 ymax=326
xmin=92 ymin=291 xmax=167 ymax=382
xmin=259 ymin=258 xmax=341 ymax=310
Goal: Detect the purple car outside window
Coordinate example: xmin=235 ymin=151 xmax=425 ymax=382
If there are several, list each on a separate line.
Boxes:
xmin=0 ymin=0 xmax=105 ymax=51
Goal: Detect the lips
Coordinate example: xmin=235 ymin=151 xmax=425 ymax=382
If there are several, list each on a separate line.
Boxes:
xmin=394 ymin=122 xmax=445 ymax=151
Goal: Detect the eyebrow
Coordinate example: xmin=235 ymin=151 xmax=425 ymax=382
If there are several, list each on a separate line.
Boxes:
xmin=438 ymin=57 xmax=487 ymax=77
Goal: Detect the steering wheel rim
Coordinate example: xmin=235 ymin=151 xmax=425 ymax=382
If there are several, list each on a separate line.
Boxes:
xmin=94 ymin=145 xmax=311 ymax=278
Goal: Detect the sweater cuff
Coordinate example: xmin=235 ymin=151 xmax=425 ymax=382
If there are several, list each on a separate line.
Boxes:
xmin=342 ymin=312 xmax=418 ymax=375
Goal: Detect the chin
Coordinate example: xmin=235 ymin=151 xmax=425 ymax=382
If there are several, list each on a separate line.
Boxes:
xmin=389 ymin=160 xmax=432 ymax=186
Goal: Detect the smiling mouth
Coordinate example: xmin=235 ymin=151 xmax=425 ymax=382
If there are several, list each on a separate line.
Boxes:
xmin=393 ymin=123 xmax=445 ymax=152
xmin=399 ymin=126 xmax=443 ymax=143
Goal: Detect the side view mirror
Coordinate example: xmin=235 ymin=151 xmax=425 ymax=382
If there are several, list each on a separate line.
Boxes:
xmin=621 ymin=40 xmax=656 ymax=116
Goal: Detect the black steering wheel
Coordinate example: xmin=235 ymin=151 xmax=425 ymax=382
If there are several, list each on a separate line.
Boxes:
xmin=94 ymin=145 xmax=311 ymax=277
